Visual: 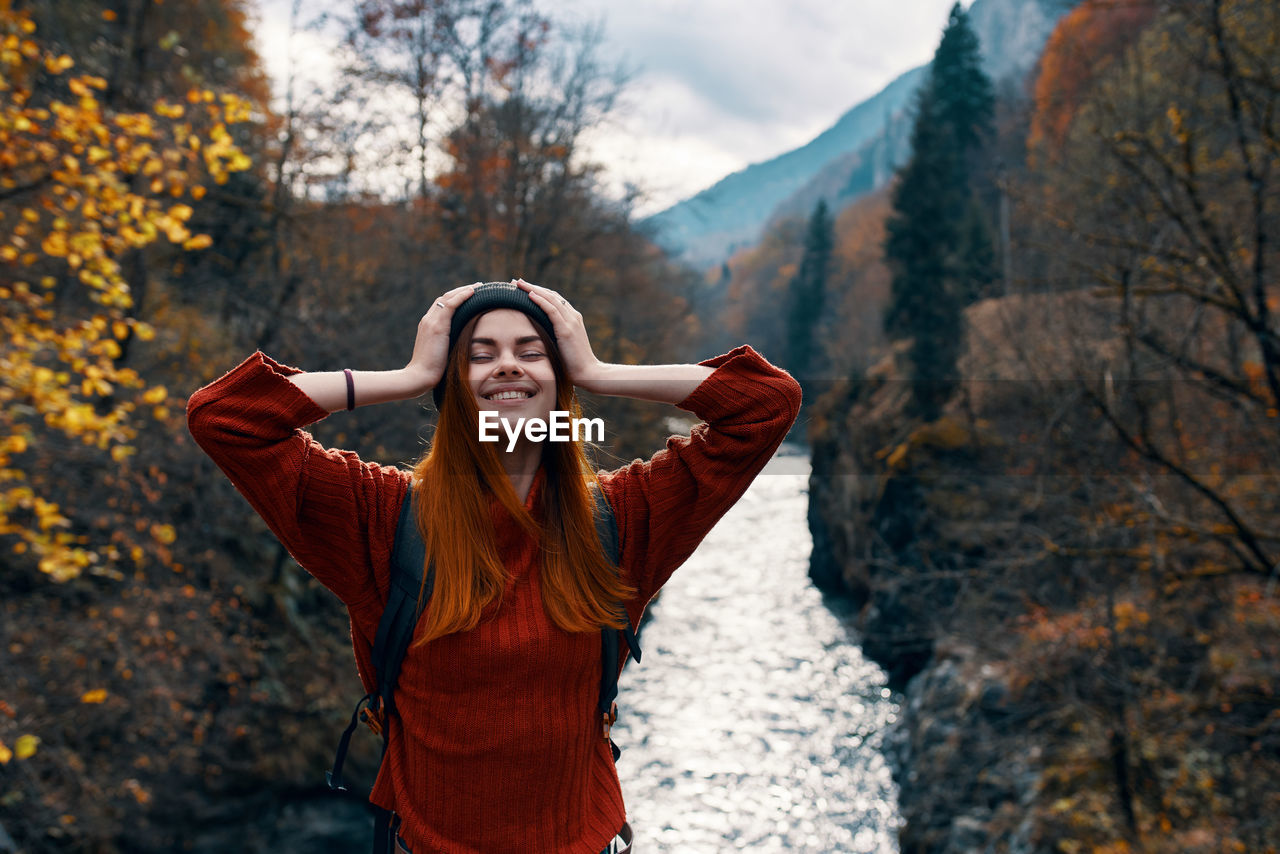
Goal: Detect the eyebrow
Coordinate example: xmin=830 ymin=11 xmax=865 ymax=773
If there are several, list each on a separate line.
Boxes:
xmin=470 ymin=336 xmax=544 ymax=347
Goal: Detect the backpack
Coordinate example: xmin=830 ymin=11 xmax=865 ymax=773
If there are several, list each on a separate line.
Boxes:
xmin=325 ymin=483 xmax=642 ymax=854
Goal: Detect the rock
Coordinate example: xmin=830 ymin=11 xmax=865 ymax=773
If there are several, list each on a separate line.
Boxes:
xmin=806 ymin=442 xmax=846 ymax=595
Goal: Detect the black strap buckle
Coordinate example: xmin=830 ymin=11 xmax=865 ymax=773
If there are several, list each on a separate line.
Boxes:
xmin=602 ymin=701 xmax=618 ymax=742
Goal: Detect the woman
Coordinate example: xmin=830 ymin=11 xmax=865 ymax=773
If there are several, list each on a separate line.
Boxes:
xmin=187 ymin=279 xmax=802 ymax=853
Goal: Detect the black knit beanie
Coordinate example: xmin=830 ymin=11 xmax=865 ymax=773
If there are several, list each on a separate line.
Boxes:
xmin=432 ymin=281 xmax=557 ymax=409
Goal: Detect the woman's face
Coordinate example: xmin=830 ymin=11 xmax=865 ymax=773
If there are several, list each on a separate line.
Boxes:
xmin=466 ymin=309 xmax=558 ymax=426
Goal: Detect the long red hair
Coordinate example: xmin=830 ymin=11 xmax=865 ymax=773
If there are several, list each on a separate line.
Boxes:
xmin=409 ymin=314 xmax=635 ymax=648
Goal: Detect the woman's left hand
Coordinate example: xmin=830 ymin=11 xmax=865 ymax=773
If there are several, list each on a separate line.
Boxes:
xmin=514 ymin=278 xmax=604 ymax=389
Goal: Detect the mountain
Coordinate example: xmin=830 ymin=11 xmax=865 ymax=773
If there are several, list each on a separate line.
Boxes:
xmin=639 ymin=64 xmax=927 ymax=270
xmin=643 ymin=0 xmax=1072 ymax=270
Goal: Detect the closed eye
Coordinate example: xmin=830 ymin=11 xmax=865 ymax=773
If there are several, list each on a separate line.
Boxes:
xmin=471 ymin=351 xmax=544 ymax=361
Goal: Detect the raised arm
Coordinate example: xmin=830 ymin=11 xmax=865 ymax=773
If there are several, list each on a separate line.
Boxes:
xmin=286 ymin=283 xmax=476 ymax=411
xmin=596 ymin=345 xmax=803 ymax=615
xmin=186 ymin=352 xmax=409 ymax=607
xmin=186 ymin=284 xmax=478 ymax=606
xmin=514 ymin=278 xmax=714 ymax=404
xmin=573 ymin=361 xmax=715 ymax=405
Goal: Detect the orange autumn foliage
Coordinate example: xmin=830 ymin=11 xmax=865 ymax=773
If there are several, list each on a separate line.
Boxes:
xmin=1029 ymin=0 xmax=1158 ymax=153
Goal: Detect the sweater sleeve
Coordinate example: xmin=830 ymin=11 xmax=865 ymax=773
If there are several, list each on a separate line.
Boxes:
xmin=597 ymin=344 xmax=802 ymax=614
xmin=185 ymin=352 xmax=409 ymax=608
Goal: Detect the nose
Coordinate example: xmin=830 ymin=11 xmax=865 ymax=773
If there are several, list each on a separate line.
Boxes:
xmin=492 ymin=350 xmax=523 ymax=376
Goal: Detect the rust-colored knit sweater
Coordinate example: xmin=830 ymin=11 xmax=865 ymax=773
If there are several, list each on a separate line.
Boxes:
xmin=186 ymin=344 xmax=801 ymax=853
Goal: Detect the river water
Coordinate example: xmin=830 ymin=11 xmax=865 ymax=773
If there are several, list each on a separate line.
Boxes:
xmin=611 ymin=446 xmax=902 ymax=852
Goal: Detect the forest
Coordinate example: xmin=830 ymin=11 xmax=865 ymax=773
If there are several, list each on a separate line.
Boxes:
xmin=2 ymin=0 xmax=1277 ymax=852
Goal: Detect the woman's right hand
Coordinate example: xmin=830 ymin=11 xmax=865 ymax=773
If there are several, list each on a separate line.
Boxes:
xmin=405 ymin=283 xmax=477 ymax=395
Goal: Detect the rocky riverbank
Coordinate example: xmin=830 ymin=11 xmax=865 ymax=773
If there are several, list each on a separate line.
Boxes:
xmin=808 ymin=343 xmax=1052 ymax=853
xmin=806 ymin=292 xmax=1280 ymax=852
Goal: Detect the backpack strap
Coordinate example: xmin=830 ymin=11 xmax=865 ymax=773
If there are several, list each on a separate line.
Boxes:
xmin=592 ymin=484 xmax=641 ymax=762
xmin=371 ymin=522 xmax=418 ymax=853
xmin=591 ymin=484 xmax=642 ymax=664
xmin=371 ymin=489 xmax=432 ymax=721
xmin=327 ymin=487 xmax=429 ymax=795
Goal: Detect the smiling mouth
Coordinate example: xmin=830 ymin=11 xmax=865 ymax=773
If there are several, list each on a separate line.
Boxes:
xmin=483 ymin=391 xmax=535 ymax=401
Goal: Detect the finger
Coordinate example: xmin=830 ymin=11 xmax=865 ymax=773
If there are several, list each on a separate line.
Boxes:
xmin=521 ymin=283 xmax=573 ymax=314
xmin=449 ymin=283 xmax=479 ymax=299
xmin=434 ymin=284 xmax=478 ymax=310
xmin=515 ymin=278 xmax=558 ymax=301
xmin=522 ymin=285 xmax=562 ymax=312
xmin=513 ymin=278 xmax=542 ymax=300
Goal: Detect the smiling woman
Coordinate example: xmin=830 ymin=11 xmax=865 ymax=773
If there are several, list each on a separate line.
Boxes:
xmin=185 ymin=279 xmax=802 ymax=853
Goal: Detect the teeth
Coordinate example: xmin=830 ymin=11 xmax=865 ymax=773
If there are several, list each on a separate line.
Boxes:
xmin=486 ymin=390 xmax=531 ymax=401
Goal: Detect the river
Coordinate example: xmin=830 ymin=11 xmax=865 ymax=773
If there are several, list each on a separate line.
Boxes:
xmin=611 ymin=445 xmax=902 ymax=852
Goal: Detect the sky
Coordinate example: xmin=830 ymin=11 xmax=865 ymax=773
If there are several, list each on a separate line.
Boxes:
xmin=250 ymin=0 xmax=971 ymax=216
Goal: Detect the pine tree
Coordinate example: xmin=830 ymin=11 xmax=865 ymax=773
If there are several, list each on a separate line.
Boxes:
xmin=930 ymin=2 xmax=995 ymax=155
xmin=882 ymin=2 xmax=995 ymax=421
xmin=787 ymin=199 xmax=834 ymax=406
xmin=956 ymin=199 xmax=999 ymax=304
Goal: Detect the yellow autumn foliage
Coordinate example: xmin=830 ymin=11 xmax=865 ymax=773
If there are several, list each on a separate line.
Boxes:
xmin=0 ymin=4 xmax=253 ymax=580
xmin=15 ymin=733 xmax=39 ymax=759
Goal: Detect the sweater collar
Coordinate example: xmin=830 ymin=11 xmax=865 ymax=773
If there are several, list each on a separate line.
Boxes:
xmin=523 ymin=464 xmax=546 ymax=511
xmin=487 ymin=464 xmax=547 ymax=517
xmin=488 ymin=464 xmax=546 ymax=554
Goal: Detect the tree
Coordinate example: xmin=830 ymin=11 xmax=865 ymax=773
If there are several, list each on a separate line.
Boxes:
xmin=1028 ymin=0 xmax=1158 ymax=154
xmin=1011 ymin=0 xmax=1280 ymax=846
xmin=1031 ymin=0 xmax=1280 ymax=579
xmin=882 ymin=2 xmax=994 ymax=421
xmin=786 ymin=198 xmax=833 ymax=406
xmin=0 ymin=3 xmax=252 ymax=580
xmin=343 ymin=0 xmax=470 ymax=200
xmin=435 ymin=18 xmax=627 ymax=278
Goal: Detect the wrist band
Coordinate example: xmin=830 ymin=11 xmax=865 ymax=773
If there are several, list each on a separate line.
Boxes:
xmin=343 ymin=368 xmax=355 ymax=411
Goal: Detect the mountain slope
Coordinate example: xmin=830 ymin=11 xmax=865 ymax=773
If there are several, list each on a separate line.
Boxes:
xmin=644 ymin=0 xmax=1069 ymax=269
xmin=640 ymin=65 xmax=926 ymax=269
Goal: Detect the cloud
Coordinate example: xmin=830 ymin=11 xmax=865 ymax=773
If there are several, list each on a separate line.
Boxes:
xmin=558 ymin=0 xmax=958 ymax=125
xmin=547 ymin=0 xmax=963 ymax=206
xmin=250 ymin=0 xmax=971 ymax=212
